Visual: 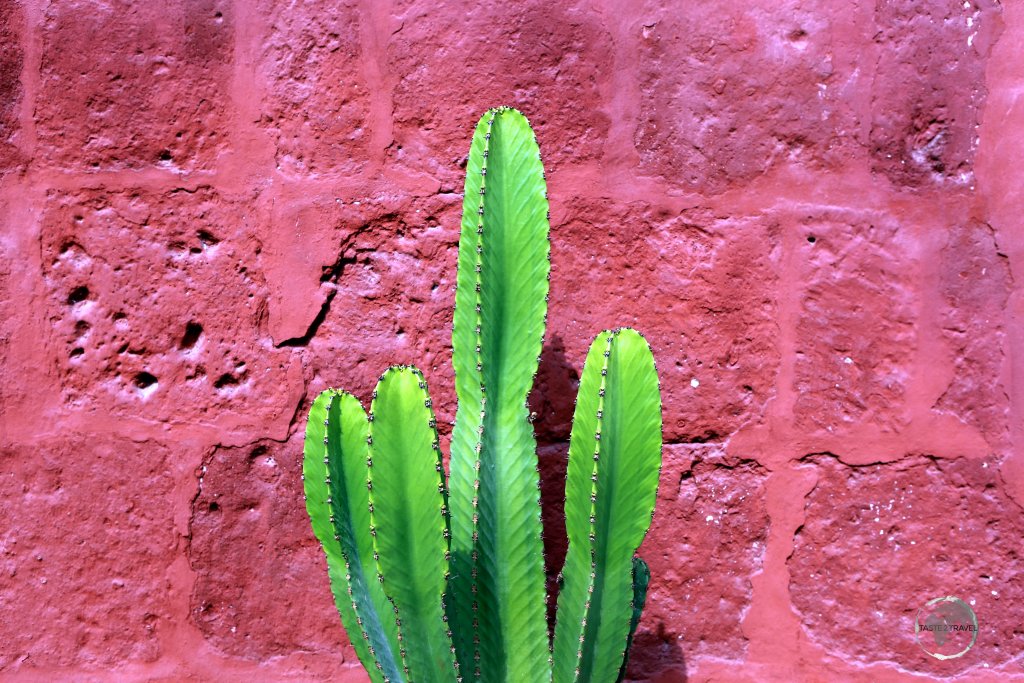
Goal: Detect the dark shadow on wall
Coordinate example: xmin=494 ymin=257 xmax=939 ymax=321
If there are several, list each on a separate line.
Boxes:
xmin=531 ymin=337 xmax=687 ymax=681
xmin=532 ymin=335 xmax=576 ymax=628
xmin=531 ymin=334 xmax=578 ymax=445
xmin=532 ymin=333 xmax=581 ymax=626
xmin=624 ymin=622 xmax=688 ymax=682
xmin=538 ymin=442 xmax=568 ymax=632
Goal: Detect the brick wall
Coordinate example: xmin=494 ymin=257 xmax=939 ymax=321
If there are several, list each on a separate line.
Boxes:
xmin=2 ymin=1 xmax=1023 ymax=681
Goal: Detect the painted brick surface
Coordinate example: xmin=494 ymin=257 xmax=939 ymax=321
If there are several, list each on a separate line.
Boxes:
xmin=2 ymin=1 xmax=1024 ymax=681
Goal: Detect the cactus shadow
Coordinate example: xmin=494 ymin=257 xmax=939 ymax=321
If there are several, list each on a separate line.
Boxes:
xmin=531 ymin=334 xmax=577 ymax=445
xmin=532 ymin=334 xmax=576 ymax=630
xmin=531 ymin=335 xmax=576 ymax=569
xmin=624 ymin=622 xmax=688 ymax=682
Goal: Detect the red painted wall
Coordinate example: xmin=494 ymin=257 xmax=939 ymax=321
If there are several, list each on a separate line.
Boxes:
xmin=2 ymin=0 xmax=1023 ymax=681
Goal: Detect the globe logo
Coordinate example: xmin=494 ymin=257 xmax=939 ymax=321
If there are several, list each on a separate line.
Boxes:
xmin=914 ymin=596 xmax=978 ymax=660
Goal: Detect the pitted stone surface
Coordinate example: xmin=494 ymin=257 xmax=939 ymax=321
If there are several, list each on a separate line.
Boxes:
xmin=0 ymin=436 xmax=177 ymax=669
xmin=257 ymin=0 xmax=368 ymax=175
xmin=793 ymin=210 xmax=916 ymax=434
xmin=189 ymin=436 xmax=352 ymax=663
xmin=635 ymin=0 xmax=858 ymax=194
xmin=790 ymin=455 xmax=1024 ymax=675
xmin=628 ymin=445 xmax=768 ymax=676
xmin=544 ymin=201 xmax=780 ymax=444
xmin=40 ymin=186 xmax=300 ymax=437
xmin=870 ymin=0 xmax=1002 ymax=186
xmin=0 ymin=0 xmax=23 ymax=174
xmin=296 ymin=192 xmax=464 ymax=430
xmin=635 ymin=0 xmax=1000 ymax=194
xmin=387 ymin=0 xmax=612 ymax=187
xmin=35 ymin=0 xmax=233 ymax=170
xmin=936 ymin=221 xmax=1012 ymax=452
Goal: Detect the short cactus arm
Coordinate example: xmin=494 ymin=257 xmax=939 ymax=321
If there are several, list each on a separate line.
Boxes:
xmin=303 ymin=390 xmax=404 ymax=683
xmin=368 ymin=367 xmax=458 ymax=683
xmin=553 ymin=329 xmax=662 ymax=683
xmin=449 ymin=107 xmax=552 ymax=682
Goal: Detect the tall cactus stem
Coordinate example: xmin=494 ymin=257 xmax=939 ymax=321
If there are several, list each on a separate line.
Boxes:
xmin=303 ymin=389 xmax=405 ymax=683
xmin=450 ymin=106 xmax=551 ymax=682
xmin=553 ymin=328 xmax=662 ymax=683
xmin=366 ymin=366 xmax=459 ymax=683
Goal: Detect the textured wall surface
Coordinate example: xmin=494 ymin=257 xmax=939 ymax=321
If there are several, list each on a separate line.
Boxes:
xmin=2 ymin=0 xmax=1024 ymax=681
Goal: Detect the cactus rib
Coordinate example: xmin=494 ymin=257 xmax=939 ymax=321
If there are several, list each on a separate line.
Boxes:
xmin=571 ymin=331 xmax=613 ymax=680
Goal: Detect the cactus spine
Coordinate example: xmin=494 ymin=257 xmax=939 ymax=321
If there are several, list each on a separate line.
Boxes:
xmin=302 ymin=108 xmax=662 ymax=683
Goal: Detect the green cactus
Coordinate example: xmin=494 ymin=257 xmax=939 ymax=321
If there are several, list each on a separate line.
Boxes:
xmin=552 ymin=328 xmax=661 ymax=683
xmin=301 ymin=107 xmax=663 ymax=683
xmin=447 ymin=107 xmax=551 ymax=682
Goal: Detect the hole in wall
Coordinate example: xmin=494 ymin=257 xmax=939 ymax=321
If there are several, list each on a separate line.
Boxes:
xmin=180 ymin=322 xmax=203 ymax=349
xmin=67 ymin=286 xmax=90 ymax=305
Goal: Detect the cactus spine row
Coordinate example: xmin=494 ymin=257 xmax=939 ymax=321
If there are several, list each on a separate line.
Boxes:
xmin=464 ymin=110 xmax=494 ymax=679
